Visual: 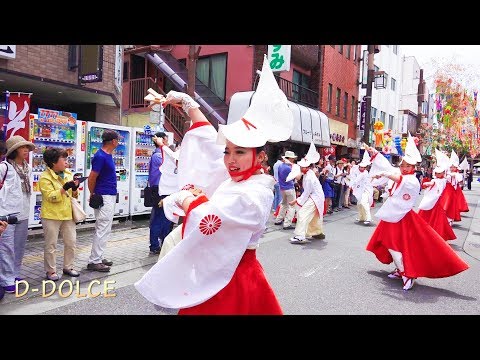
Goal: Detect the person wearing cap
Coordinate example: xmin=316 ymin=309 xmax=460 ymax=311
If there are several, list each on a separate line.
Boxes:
xmin=365 ymin=135 xmax=469 ymax=291
xmin=288 ymin=143 xmax=325 ymax=243
xmin=349 ymin=150 xmax=373 ymax=225
xmin=135 ymin=55 xmax=291 ymax=314
xmin=417 ymin=149 xmax=456 ymax=241
xmin=274 ymin=150 xmax=298 ymax=230
xmin=86 ymin=129 xmax=119 ymax=272
xmin=147 ymin=132 xmax=174 ymax=255
xmin=0 ymin=135 xmax=35 ymax=294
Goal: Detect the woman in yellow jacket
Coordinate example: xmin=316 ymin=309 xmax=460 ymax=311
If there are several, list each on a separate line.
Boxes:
xmin=39 ymin=147 xmax=81 ymax=281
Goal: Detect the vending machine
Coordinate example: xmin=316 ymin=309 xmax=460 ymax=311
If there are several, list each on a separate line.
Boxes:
xmin=28 ymin=109 xmax=86 ymax=228
xmin=129 ymin=128 xmax=175 ymax=216
xmin=84 ymin=123 xmax=132 ymax=220
xmin=129 ymin=127 xmax=155 ymax=216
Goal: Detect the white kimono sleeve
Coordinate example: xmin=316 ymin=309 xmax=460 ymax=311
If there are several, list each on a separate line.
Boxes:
xmin=177 ymin=123 xmax=229 ymax=198
xmin=134 ymin=187 xmax=267 ymax=309
xmin=369 ymin=151 xmax=395 ymax=177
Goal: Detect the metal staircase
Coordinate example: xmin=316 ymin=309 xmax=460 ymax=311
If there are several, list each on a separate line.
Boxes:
xmin=145 ymin=51 xmax=229 ymax=129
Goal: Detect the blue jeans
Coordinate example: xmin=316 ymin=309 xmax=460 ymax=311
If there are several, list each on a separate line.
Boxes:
xmin=0 ymin=219 xmax=29 ymax=287
xmin=149 ymin=195 xmax=174 ymax=251
xmin=272 ymin=183 xmax=281 ymax=211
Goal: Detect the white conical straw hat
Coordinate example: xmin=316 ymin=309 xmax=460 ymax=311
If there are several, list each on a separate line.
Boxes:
xmin=458 ymin=157 xmax=469 ymax=171
xmin=297 ymin=142 xmax=320 ymax=167
xmin=449 ymin=149 xmax=459 ymax=167
xmin=434 ymin=148 xmax=450 ymax=173
xmin=358 ymin=150 xmax=371 ymax=167
xmin=217 ymin=54 xmax=294 ymax=147
xmin=402 ymin=132 xmax=422 ymax=165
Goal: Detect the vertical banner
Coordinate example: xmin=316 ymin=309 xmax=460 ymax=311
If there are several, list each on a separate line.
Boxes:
xmin=267 ymin=45 xmax=291 ymax=72
xmin=359 ymin=97 xmax=367 ymax=133
xmin=5 ymin=91 xmax=32 ymax=140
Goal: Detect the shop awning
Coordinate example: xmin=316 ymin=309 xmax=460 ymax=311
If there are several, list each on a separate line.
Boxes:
xmin=227 ymin=91 xmax=331 ymax=147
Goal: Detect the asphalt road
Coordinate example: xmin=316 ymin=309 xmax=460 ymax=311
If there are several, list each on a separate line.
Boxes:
xmin=3 ymin=180 xmax=479 ymax=315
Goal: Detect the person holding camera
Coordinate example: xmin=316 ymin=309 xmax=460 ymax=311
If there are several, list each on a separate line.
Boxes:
xmin=86 ymin=130 xmax=119 ymax=272
xmin=39 ymin=147 xmax=81 ymax=281
xmin=0 ymin=136 xmax=35 ymax=294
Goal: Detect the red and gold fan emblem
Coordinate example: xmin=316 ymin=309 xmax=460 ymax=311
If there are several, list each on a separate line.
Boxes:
xmin=199 ymin=214 xmax=222 ymax=235
xmin=402 ymin=193 xmax=411 ymax=201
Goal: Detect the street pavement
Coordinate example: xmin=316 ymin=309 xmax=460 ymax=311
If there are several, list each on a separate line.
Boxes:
xmin=0 ymin=177 xmax=479 ymax=314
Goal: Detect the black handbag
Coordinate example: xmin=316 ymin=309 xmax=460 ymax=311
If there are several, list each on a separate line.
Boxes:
xmin=144 ymin=184 xmax=160 ymax=207
xmin=143 ymin=184 xmax=154 ymax=207
xmin=89 ymin=193 xmax=104 ymax=209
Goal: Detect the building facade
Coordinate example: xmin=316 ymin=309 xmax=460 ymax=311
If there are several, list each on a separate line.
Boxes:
xmin=0 ymin=45 xmax=121 ymax=127
xmin=358 ymin=45 xmax=403 ymax=139
xmin=320 ymin=45 xmax=362 ymax=159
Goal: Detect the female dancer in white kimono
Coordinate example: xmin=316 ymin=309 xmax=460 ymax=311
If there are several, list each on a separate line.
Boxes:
xmin=288 ymin=142 xmax=325 ymax=243
xmin=417 ymin=149 xmax=456 ymax=241
xmin=135 ymin=56 xmax=293 ymax=314
xmin=365 ymin=135 xmax=469 ymax=291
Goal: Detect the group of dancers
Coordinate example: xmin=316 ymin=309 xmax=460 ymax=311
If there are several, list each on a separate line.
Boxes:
xmin=131 ymin=54 xmax=470 ymax=315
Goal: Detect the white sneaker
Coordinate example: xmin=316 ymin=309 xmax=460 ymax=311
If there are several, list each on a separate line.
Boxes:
xmin=402 ymin=276 xmax=415 ymax=291
xmin=290 ymin=236 xmax=307 ymax=244
xmin=363 ymin=221 xmax=371 ymax=225
xmin=387 ymin=268 xmax=402 ymax=279
xmin=355 ymin=218 xmax=361 ymax=222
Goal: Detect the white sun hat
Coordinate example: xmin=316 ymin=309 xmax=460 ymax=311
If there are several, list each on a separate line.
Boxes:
xmin=358 ymin=150 xmax=371 ymax=167
xmin=401 ymin=132 xmax=422 ymax=165
xmin=297 ymin=142 xmax=320 ymax=167
xmin=216 ymin=55 xmax=294 ymax=148
xmin=449 ymin=149 xmax=459 ymax=168
xmin=282 ymin=150 xmax=298 ymax=160
xmin=434 ymin=148 xmax=450 ymax=173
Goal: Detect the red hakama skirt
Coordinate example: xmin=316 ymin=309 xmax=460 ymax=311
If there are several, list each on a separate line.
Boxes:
xmin=455 ymin=186 xmax=469 ymax=213
xmin=178 ymin=250 xmax=283 ymax=315
xmin=418 ymin=202 xmax=456 ymax=241
xmin=366 ymin=210 xmax=469 ymax=279
xmin=439 ymin=183 xmax=462 ymax=222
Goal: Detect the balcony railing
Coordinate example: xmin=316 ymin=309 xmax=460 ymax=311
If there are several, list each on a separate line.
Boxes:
xmin=128 ymin=77 xmax=185 ymax=138
xmin=129 ymin=78 xmax=157 ymax=108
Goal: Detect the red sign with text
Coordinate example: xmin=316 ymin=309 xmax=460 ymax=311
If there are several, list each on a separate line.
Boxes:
xmin=5 ymin=93 xmax=31 ymax=141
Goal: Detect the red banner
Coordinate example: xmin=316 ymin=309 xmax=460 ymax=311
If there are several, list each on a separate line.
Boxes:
xmin=5 ymin=92 xmax=31 ymax=141
xmin=321 ymin=145 xmax=336 ymax=158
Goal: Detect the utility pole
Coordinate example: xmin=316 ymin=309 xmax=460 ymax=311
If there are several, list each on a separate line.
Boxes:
xmin=184 ymin=45 xmax=201 ymax=135
xmin=416 ymin=68 xmax=425 ymax=131
xmin=362 ymin=45 xmax=376 ymax=146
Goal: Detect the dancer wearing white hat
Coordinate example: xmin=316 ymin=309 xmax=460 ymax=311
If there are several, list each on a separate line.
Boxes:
xmin=349 ymin=150 xmax=373 ymax=225
xmin=417 ymin=149 xmax=456 ymax=241
xmin=288 ymin=143 xmax=325 ymax=243
xmin=365 ymin=134 xmax=469 ymax=291
xmin=447 ymin=150 xmax=469 ymax=214
xmin=135 ymin=55 xmax=293 ymax=314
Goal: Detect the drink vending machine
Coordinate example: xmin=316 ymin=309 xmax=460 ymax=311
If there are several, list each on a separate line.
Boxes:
xmin=28 ymin=109 xmax=87 ymax=228
xmin=84 ymin=123 xmax=132 ymax=220
xmin=129 ymin=128 xmax=175 ymax=216
xmin=129 ymin=127 xmax=155 ymax=215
